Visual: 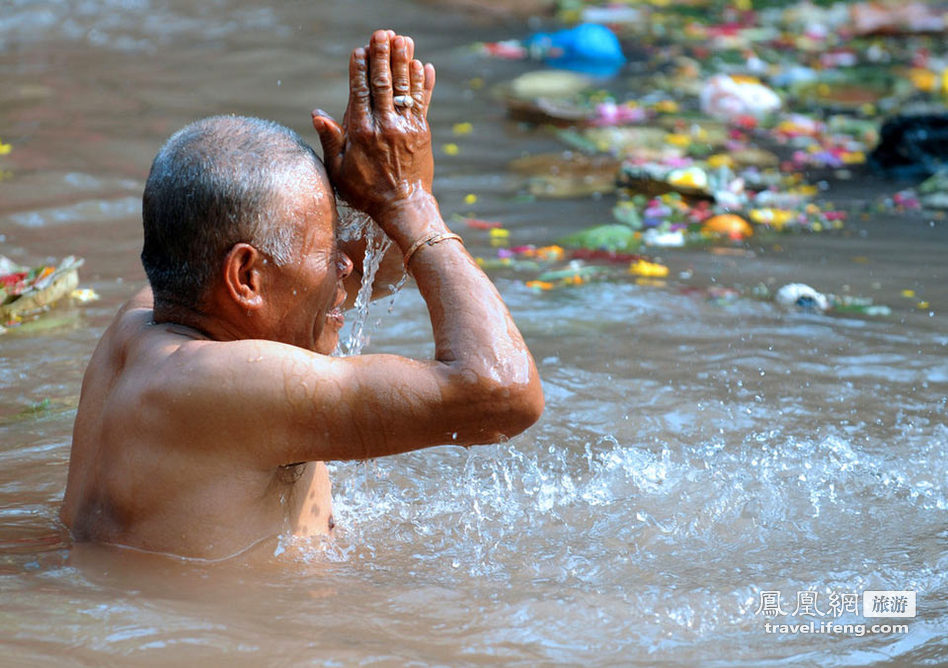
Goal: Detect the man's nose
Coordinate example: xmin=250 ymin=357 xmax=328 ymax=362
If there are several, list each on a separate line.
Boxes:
xmin=337 ymin=251 xmax=354 ymax=279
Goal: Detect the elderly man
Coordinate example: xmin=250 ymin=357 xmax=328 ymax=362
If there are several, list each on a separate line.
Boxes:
xmin=60 ymin=30 xmax=544 ymax=561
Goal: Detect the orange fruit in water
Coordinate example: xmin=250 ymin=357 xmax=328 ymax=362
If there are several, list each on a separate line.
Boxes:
xmin=702 ymin=214 xmax=753 ymax=239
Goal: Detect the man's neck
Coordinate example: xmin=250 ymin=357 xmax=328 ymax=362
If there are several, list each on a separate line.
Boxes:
xmin=152 ymin=301 xmax=245 ymax=343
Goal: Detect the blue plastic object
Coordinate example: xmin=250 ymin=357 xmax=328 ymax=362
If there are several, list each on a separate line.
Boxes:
xmin=526 ymin=23 xmax=626 ymax=76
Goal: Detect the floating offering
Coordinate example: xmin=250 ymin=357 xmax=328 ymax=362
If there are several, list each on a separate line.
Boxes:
xmin=510 ymin=151 xmax=621 ymax=198
xmin=628 ymin=259 xmax=669 ymax=278
xmin=558 ymin=224 xmax=640 ymax=252
xmin=666 ymin=166 xmax=708 ymax=191
xmin=507 ymin=70 xmax=593 ymax=101
xmin=702 ymin=214 xmax=753 ymax=240
xmin=1 ymin=256 xmax=90 ymax=329
xmin=470 ymin=0 xmax=948 ymax=301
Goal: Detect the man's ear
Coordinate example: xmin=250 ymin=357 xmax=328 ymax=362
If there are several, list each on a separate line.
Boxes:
xmin=222 ymin=243 xmax=266 ymax=310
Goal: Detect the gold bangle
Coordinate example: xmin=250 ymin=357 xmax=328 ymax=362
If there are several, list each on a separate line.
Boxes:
xmin=403 ymin=232 xmax=463 ymax=269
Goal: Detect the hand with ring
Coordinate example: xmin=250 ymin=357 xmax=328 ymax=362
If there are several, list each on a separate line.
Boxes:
xmin=312 ymin=30 xmax=436 ymax=223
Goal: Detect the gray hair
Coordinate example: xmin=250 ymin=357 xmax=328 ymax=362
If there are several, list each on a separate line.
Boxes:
xmin=141 ymin=115 xmax=322 ymax=309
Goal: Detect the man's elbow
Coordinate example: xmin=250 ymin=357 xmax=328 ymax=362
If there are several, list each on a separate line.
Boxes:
xmin=449 ymin=356 xmax=544 ymax=442
xmin=505 ymin=378 xmax=545 ymax=436
xmin=487 ymin=369 xmax=544 ymax=439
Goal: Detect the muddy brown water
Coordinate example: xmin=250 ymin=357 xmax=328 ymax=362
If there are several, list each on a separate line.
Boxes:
xmin=1 ymin=1 xmax=946 ymax=665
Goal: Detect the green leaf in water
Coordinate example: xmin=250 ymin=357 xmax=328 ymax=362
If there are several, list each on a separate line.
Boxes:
xmin=558 ymin=224 xmax=641 ymax=252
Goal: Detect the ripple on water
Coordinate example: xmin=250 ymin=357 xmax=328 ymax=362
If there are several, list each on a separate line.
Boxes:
xmin=5 ymin=197 xmax=141 ymax=228
xmin=269 ymin=344 xmax=946 ymax=661
xmin=0 ymin=1 xmax=289 ymax=52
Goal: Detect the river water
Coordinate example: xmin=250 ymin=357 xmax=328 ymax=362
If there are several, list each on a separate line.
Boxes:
xmin=1 ymin=1 xmax=946 ymax=665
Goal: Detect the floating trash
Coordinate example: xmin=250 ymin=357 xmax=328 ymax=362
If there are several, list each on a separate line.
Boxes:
xmin=525 ymin=23 xmax=626 ymax=77
xmin=775 ymin=283 xmax=830 ymax=312
xmin=870 ymin=113 xmax=948 ymax=178
xmin=700 ymin=74 xmax=782 ymax=121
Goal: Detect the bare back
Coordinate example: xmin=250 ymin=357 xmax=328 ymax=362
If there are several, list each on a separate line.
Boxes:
xmin=61 ymin=293 xmax=334 ymax=560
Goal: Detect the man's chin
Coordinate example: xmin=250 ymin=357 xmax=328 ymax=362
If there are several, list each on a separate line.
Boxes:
xmin=314 ymin=327 xmax=340 ymax=355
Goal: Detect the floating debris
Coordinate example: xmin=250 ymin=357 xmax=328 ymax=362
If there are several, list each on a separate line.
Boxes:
xmin=558 ymin=223 xmax=640 ymax=252
xmin=775 ymin=283 xmax=830 ymax=312
xmin=917 ymin=169 xmax=948 ymax=209
xmin=702 ymin=213 xmax=753 ymax=240
xmin=510 ymin=151 xmax=621 ymax=198
xmin=870 ymin=113 xmax=948 ymax=178
xmin=700 ymin=74 xmax=782 ymax=120
xmin=525 ymin=23 xmax=626 ymax=73
xmin=467 ymin=0 xmax=945 ymax=303
xmin=1 ymin=256 xmax=92 ymax=330
xmin=628 ymin=259 xmax=669 ymax=278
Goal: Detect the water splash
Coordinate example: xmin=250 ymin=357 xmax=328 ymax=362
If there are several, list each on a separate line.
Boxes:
xmin=312 ymin=421 xmax=947 ymax=603
xmin=334 ymin=204 xmax=405 ymax=357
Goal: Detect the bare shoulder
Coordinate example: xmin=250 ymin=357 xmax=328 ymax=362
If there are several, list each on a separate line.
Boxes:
xmin=85 ymin=292 xmax=338 ymax=459
xmin=115 ymin=326 xmax=341 ymax=462
xmin=85 ymin=291 xmax=540 ymax=469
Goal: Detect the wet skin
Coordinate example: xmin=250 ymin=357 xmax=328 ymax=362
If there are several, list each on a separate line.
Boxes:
xmin=60 ymin=30 xmax=544 ymax=560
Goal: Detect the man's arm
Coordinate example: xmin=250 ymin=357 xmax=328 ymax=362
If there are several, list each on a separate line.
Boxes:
xmin=165 ymin=30 xmax=542 ymax=466
xmin=307 ymin=29 xmax=543 ymax=459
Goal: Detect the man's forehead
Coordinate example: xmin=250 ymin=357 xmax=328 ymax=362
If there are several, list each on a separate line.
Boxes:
xmin=279 ymin=161 xmax=332 ymax=206
xmin=295 ymin=158 xmax=330 ymax=193
xmin=307 ymin=161 xmax=343 ymax=231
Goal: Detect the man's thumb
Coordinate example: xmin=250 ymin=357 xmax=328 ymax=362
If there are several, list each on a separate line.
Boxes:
xmin=311 ymin=109 xmax=344 ymax=169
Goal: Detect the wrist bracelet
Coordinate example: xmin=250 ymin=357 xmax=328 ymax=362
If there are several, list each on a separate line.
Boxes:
xmin=403 ymin=232 xmax=464 ymax=269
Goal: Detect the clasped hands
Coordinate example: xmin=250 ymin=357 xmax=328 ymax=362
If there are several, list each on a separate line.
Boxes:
xmin=312 ymin=30 xmax=437 ymax=223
